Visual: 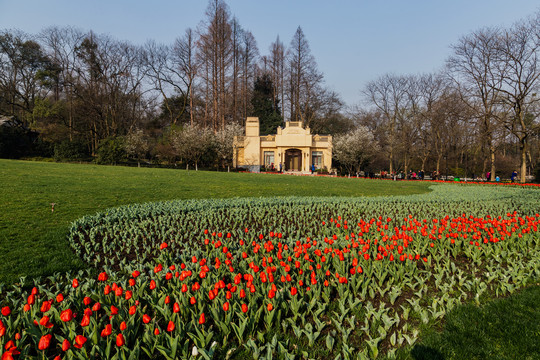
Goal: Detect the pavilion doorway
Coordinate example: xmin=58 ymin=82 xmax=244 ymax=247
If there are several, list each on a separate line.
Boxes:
xmin=285 ymin=149 xmax=302 ymax=171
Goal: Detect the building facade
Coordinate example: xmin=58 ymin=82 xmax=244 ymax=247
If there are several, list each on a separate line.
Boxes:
xmin=233 ymin=117 xmax=332 ymax=173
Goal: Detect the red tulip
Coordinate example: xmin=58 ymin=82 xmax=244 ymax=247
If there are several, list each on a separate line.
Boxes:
xmin=92 ymin=302 xmax=101 ymax=311
xmin=73 ymin=335 xmax=87 ymax=349
xmin=142 ymin=314 xmax=151 ymax=324
xmin=72 ymin=279 xmax=79 ymax=288
xmin=223 ymin=302 xmax=230 ymax=311
xmin=62 ymin=339 xmax=70 ymax=351
xmin=2 ymin=346 xmax=20 ymax=360
xmin=167 ymin=321 xmax=175 ymax=332
xmin=267 ymin=303 xmax=273 ymax=311
xmin=241 ymin=303 xmax=248 ymax=313
xmin=98 ymin=272 xmax=108 ymax=281
xmin=120 ymin=321 xmax=127 ymax=331
xmin=80 ymin=314 xmax=90 ymax=327
xmin=116 ymin=333 xmax=125 ymax=347
xmin=1 ymin=306 xmax=10 ymax=316
xmin=60 ymin=309 xmax=73 ymax=322
xmin=56 ymin=293 xmax=64 ymax=303
xmin=173 ymin=302 xmax=180 ymax=313
xmin=38 ymin=334 xmax=52 ymax=350
xmin=39 ymin=315 xmax=54 ymax=328
xmin=160 ymin=242 xmax=168 ymax=250
xmin=110 ymin=305 xmax=119 ymax=315
xmin=101 ymin=324 xmax=112 ymax=337
xmin=198 ymin=313 xmax=206 ymax=324
xmin=83 ymin=296 xmax=91 ymax=306
xmin=40 ymin=300 xmax=52 ymax=313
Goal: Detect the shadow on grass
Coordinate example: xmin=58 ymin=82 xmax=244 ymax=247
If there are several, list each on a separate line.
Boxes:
xmin=406 ymin=285 xmax=540 ymax=360
xmin=411 ymin=345 xmax=445 ymax=360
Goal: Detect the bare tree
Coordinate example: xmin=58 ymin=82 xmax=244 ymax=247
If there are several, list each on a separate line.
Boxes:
xmin=173 ymin=28 xmax=198 ymax=126
xmin=493 ymin=17 xmax=540 ymax=182
xmin=417 ymin=73 xmax=448 ymax=173
xmin=286 ymin=26 xmax=323 ymax=125
xmin=143 ymin=40 xmax=189 ymax=126
xmin=363 ymin=74 xmax=409 ymax=174
xmin=239 ymin=29 xmax=258 ymax=122
xmin=40 ymin=26 xmax=86 ymax=141
xmin=269 ymin=36 xmax=285 ymax=120
xmin=447 ymin=27 xmax=504 ymax=181
xmin=197 ymin=0 xmax=233 ymax=131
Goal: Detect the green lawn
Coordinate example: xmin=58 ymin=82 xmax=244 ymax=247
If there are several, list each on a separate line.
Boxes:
xmin=0 ymin=159 xmax=431 ymax=285
xmin=405 ymin=285 xmax=540 ymax=360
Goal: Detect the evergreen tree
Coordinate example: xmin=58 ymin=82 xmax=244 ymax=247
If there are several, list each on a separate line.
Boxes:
xmin=251 ymin=73 xmax=282 ymax=135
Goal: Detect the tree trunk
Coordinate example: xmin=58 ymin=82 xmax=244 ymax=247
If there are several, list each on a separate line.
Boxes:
xmin=490 ymin=146 xmax=496 ymax=182
xmin=520 ymin=140 xmax=527 ymax=183
xmin=389 ymin=150 xmax=393 ymax=174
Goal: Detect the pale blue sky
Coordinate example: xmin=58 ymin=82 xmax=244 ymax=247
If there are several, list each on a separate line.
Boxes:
xmin=1 ymin=0 xmax=539 ymax=106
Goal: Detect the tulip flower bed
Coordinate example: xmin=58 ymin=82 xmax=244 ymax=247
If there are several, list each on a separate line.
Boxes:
xmin=1 ymin=184 xmax=539 ymax=359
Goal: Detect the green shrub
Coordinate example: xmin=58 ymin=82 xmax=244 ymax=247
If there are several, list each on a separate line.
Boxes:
xmin=96 ymin=136 xmax=127 ymax=165
xmin=54 ymin=139 xmax=89 ymax=161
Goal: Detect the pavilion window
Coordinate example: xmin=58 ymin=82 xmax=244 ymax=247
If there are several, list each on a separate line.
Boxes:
xmin=312 ymin=151 xmax=323 ymax=168
xmin=264 ymin=151 xmax=275 ymax=167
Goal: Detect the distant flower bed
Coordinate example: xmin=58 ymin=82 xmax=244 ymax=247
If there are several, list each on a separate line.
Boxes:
xmin=1 ymin=184 xmax=539 ymax=359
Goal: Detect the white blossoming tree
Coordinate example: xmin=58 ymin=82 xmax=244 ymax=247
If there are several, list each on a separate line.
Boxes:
xmin=171 ymin=124 xmax=214 ymax=170
xmin=215 ymin=123 xmax=244 ymax=172
xmin=332 ymin=126 xmax=379 ymax=176
xmin=125 ymin=129 xmax=149 ymax=167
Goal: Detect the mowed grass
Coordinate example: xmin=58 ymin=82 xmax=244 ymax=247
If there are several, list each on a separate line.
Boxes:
xmin=404 ymin=285 xmax=540 ymax=360
xmin=0 ymin=159 xmax=431 ymax=285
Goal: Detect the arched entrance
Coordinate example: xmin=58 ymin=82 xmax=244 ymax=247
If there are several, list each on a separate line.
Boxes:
xmin=285 ymin=149 xmax=302 ymax=171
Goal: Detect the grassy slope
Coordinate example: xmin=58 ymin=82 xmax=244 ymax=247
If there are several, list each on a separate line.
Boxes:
xmin=0 ymin=159 xmax=431 ymax=284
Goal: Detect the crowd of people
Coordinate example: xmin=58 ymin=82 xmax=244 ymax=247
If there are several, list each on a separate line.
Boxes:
xmin=262 ymin=164 xmax=520 ymax=182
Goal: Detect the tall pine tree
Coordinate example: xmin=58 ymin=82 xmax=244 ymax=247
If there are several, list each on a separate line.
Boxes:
xmin=251 ymin=73 xmax=283 ymax=135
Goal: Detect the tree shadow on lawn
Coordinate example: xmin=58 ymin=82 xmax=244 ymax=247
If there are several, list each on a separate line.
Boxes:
xmin=408 ymin=285 xmax=540 ymax=360
xmin=411 ymin=345 xmax=445 ymax=360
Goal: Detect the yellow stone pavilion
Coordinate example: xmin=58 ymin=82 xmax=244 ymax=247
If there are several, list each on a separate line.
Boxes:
xmin=233 ymin=117 xmax=332 ymax=173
